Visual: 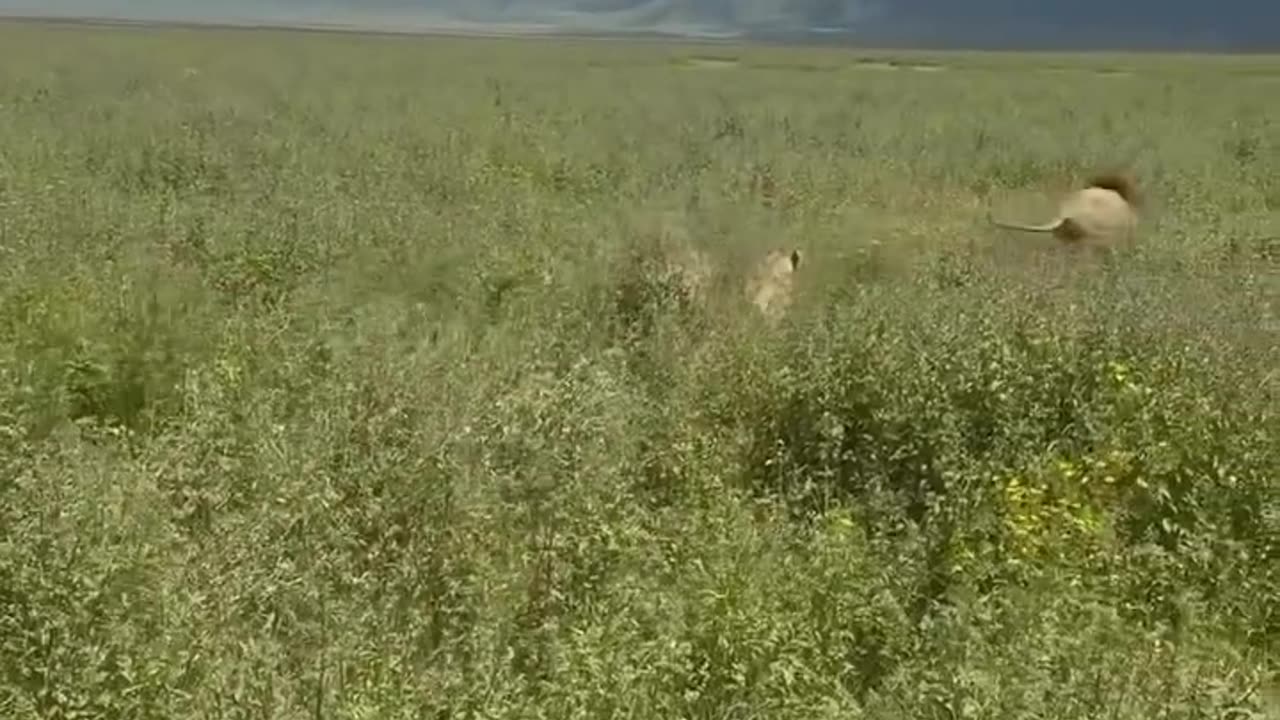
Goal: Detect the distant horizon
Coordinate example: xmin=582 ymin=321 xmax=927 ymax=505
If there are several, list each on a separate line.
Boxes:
xmin=2 ymin=10 xmax=1278 ymax=54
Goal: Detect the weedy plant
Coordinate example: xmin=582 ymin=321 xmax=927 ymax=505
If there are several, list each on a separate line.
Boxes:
xmin=0 ymin=22 xmax=1276 ymax=719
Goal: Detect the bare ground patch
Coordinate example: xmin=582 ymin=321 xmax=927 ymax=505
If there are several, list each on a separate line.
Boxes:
xmin=850 ymin=58 xmax=949 ymax=73
xmin=676 ymin=55 xmax=740 ymax=69
xmin=851 ymin=59 xmax=899 ymax=71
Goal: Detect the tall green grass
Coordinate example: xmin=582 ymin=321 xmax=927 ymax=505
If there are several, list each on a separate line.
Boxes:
xmin=0 ymin=22 xmax=1276 ymax=718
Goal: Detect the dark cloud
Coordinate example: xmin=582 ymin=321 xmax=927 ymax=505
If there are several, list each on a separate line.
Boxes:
xmin=2 ymin=0 xmax=1277 ymax=49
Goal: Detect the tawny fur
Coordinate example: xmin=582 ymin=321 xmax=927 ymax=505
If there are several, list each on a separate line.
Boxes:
xmin=746 ymin=248 xmax=802 ymax=322
xmin=989 ymin=171 xmax=1142 ymax=252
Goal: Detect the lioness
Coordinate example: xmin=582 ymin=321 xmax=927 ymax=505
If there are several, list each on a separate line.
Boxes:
xmin=746 ymin=248 xmax=802 ymax=322
xmin=989 ymin=171 xmax=1142 ymax=254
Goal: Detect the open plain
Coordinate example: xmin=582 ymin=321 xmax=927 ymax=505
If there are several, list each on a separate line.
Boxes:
xmin=0 ymin=20 xmax=1277 ymax=718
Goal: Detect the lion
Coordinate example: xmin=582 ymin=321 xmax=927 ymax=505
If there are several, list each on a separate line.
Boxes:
xmin=746 ymin=248 xmax=802 ymax=323
xmin=988 ymin=171 xmax=1142 ymax=254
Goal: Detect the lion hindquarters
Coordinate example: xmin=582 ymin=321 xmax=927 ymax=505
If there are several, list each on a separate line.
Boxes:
xmin=1063 ymin=187 xmax=1139 ymax=248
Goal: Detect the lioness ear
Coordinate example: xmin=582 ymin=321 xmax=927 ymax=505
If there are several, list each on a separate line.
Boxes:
xmin=790 ymin=249 xmax=801 ymax=269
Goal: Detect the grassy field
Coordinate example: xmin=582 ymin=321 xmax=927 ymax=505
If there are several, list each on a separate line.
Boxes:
xmin=0 ymin=21 xmax=1277 ymax=719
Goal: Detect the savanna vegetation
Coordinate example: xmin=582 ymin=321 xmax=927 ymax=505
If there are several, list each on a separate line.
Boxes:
xmin=0 ymin=22 xmax=1277 ymax=719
